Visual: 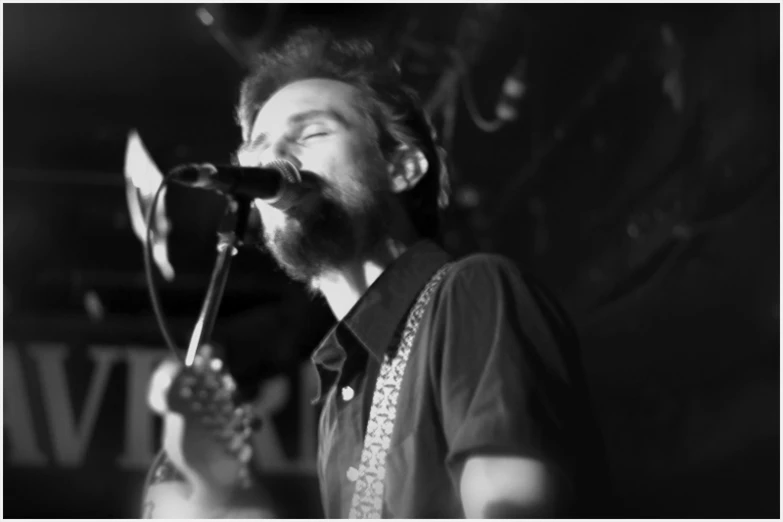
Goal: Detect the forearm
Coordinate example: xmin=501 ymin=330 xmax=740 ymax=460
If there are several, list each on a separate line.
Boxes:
xmin=460 ymin=455 xmax=564 ymax=519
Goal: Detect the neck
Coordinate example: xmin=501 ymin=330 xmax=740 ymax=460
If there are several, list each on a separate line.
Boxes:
xmin=312 ymin=237 xmax=410 ymax=321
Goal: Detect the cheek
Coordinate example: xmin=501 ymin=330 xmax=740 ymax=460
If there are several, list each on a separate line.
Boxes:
xmin=302 ymin=147 xmax=361 ymax=198
xmin=338 ymin=141 xmax=388 ymax=193
xmin=299 ymin=137 xmax=387 ymax=206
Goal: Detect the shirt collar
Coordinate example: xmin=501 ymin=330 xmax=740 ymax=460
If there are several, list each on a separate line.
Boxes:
xmin=310 ymin=240 xmax=452 ymax=398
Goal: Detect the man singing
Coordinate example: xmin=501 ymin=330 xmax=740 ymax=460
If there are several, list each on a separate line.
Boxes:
xmin=153 ymin=28 xmax=609 ymax=518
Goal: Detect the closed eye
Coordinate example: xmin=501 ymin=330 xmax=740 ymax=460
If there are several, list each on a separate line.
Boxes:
xmin=302 ymin=131 xmax=329 ymax=140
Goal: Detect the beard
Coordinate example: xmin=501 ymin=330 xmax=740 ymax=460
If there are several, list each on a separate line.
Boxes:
xmin=254 ymin=168 xmax=389 ymax=285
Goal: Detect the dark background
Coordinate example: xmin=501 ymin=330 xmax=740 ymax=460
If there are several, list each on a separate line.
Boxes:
xmin=3 ymin=3 xmax=779 ymax=518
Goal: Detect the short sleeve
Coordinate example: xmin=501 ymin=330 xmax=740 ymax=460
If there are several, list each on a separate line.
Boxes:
xmin=428 ymin=255 xmax=573 ymax=482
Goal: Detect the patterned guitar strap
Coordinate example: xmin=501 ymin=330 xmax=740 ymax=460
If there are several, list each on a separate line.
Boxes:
xmin=348 ymin=263 xmax=453 ymax=519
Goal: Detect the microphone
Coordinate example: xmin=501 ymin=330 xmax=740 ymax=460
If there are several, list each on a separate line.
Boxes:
xmin=168 ymin=160 xmax=304 ymax=210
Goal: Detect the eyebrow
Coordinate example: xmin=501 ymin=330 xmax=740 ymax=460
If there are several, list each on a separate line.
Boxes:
xmin=240 ymin=109 xmax=349 ymax=154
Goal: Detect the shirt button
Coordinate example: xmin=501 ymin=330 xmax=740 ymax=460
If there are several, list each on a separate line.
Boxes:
xmin=341 ymin=386 xmax=355 ymax=402
xmin=346 ymin=466 xmax=360 ymax=482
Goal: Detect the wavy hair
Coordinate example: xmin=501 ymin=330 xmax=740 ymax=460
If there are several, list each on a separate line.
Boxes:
xmin=235 ymin=28 xmax=450 ymax=240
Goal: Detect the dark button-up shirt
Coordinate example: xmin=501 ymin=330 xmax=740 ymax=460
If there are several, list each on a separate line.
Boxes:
xmin=312 ymin=241 xmax=608 ymax=518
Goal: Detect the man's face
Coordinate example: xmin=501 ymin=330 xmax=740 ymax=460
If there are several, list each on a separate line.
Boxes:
xmin=236 ymin=78 xmax=391 ymax=283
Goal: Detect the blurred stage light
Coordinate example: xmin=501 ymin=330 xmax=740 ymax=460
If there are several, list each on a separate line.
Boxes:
xmin=123 ymin=130 xmax=175 ymax=282
xmin=495 ymin=57 xmax=527 ymax=123
xmin=454 ymin=185 xmax=481 ymax=208
xmin=84 ymin=290 xmax=105 ymax=322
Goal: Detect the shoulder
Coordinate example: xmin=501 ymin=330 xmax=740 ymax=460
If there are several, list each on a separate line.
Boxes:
xmin=436 ymin=251 xmax=579 ymax=354
xmin=431 ymin=252 xmax=572 ymax=337
xmin=440 ymin=252 xmax=524 ymax=293
xmin=424 ymin=253 xmax=529 ymax=326
xmin=450 ymin=252 xmax=520 ymax=272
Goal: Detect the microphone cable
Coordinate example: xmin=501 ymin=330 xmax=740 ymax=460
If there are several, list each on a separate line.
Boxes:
xmin=144 ymin=173 xmax=184 ymax=363
xmin=139 ymin=172 xmax=184 ymax=518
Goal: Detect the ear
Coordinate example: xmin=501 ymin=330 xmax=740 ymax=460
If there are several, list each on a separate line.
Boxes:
xmin=388 ymin=145 xmax=429 ymax=194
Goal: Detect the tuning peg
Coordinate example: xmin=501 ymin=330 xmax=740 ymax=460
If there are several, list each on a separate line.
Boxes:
xmin=209 ymin=358 xmax=224 ymax=372
xmin=192 ymin=354 xmax=206 ymax=369
xmin=178 ymin=372 xmax=197 ymax=387
xmin=237 ymin=444 xmax=253 ymax=464
xmin=228 ymin=435 xmax=245 ymax=453
xmin=203 ymin=374 xmax=219 ymax=389
xmin=221 ymin=375 xmax=237 ymax=392
xmin=196 ymin=343 xmax=215 ymax=360
xmin=237 ymin=466 xmax=252 ymax=489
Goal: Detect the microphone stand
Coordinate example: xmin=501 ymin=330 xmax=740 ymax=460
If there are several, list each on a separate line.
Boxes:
xmin=141 ymin=196 xmax=255 ymax=518
xmin=184 ymin=196 xmax=251 ymax=366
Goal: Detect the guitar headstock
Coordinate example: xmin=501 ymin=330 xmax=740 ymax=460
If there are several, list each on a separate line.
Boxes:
xmin=166 ymin=355 xmax=235 ymax=423
xmin=164 ymin=345 xmax=259 ymax=488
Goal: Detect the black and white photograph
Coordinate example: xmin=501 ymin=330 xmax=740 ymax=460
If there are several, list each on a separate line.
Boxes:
xmin=3 ymin=3 xmax=779 ymax=519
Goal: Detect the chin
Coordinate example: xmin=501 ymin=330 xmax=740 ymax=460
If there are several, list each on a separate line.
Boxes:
xmin=262 ymin=226 xmax=313 ymax=281
xmin=258 ymin=190 xmax=387 ymax=283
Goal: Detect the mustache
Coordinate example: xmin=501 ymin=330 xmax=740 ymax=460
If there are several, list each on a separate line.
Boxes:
xmin=298 ymin=169 xmax=329 ymax=193
xmin=247 ymin=173 xmax=337 ymax=247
